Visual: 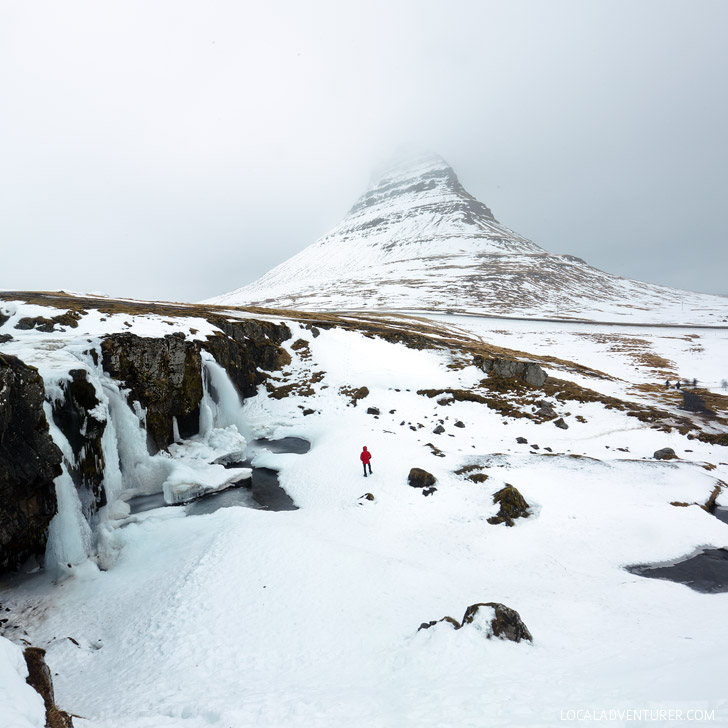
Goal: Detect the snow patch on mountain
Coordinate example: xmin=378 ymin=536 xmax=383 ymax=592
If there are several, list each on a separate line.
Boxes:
xmin=208 ymin=151 xmax=728 ymax=326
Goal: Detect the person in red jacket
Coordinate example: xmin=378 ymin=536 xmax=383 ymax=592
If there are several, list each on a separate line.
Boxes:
xmin=360 ymin=446 xmax=373 ymax=477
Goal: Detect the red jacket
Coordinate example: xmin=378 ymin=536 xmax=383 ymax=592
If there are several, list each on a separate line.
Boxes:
xmin=360 ymin=447 xmax=372 ymax=464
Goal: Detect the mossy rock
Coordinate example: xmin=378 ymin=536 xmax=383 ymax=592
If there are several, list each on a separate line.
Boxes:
xmin=408 ymin=468 xmax=436 ymax=488
xmin=487 ymin=484 xmax=530 ymax=526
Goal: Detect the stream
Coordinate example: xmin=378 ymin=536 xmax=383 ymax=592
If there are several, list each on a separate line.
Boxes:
xmin=128 ymin=437 xmax=310 ymax=516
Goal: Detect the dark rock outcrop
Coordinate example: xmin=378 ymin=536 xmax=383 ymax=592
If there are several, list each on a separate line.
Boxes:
xmin=24 ymin=647 xmax=74 ymax=727
xmin=408 ymin=468 xmax=437 ymax=489
xmin=51 ymin=370 xmax=107 ymax=519
xmin=553 ymin=417 xmax=569 ymax=430
xmin=474 ymin=356 xmax=547 ymax=387
xmin=366 ymin=407 xmax=380 ymax=415
xmin=654 ymin=447 xmax=677 ymax=460
xmin=101 ymin=333 xmax=204 ymax=453
xmin=0 ymin=354 xmax=62 ymax=572
xmin=487 ymin=484 xmax=530 ymax=526
xmin=419 ymin=602 xmax=532 ymax=643
xmin=203 ymin=320 xmax=292 ymax=401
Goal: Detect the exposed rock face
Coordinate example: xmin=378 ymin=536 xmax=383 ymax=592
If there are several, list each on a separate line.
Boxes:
xmin=654 ymin=447 xmax=677 ymax=460
xmin=0 ymin=354 xmax=62 ymax=571
xmin=419 ymin=602 xmax=532 ymax=643
xmin=474 ymin=356 xmax=548 ymax=387
xmin=554 ymin=417 xmax=569 ymax=430
xmin=487 ymin=484 xmax=530 ymax=526
xmin=408 ymin=468 xmax=437 ymax=489
xmin=202 ymin=319 xmax=291 ymax=399
xmin=101 ymin=333 xmax=203 ymax=453
xmin=24 ymin=647 xmax=74 ymax=727
xmin=51 ymin=370 xmax=106 ymax=519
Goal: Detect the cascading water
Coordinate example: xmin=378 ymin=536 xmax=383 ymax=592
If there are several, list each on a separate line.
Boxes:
xmin=41 ymin=346 xmax=254 ymax=573
xmin=200 ymin=351 xmax=252 ymax=442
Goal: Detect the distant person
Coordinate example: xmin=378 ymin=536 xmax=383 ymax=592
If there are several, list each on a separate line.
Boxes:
xmin=693 ymin=378 xmax=698 ymax=387
xmin=360 ymin=446 xmax=373 ymax=477
xmin=665 ymin=380 xmax=671 ymax=389
xmin=676 ymin=381 xmax=681 ymax=390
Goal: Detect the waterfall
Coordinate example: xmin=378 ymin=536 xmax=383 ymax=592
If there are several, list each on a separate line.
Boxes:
xmin=41 ymin=346 xmax=252 ymax=572
xmin=200 ymin=351 xmax=252 ymax=441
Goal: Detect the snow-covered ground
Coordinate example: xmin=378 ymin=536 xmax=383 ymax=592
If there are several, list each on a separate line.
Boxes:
xmin=1 ymin=300 xmax=728 ymax=726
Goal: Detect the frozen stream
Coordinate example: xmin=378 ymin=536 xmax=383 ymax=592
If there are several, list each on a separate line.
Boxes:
xmin=127 ymin=437 xmax=309 ymax=516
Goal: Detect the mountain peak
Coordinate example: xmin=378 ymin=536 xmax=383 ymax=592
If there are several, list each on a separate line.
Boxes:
xmin=348 ymin=148 xmax=497 ymax=223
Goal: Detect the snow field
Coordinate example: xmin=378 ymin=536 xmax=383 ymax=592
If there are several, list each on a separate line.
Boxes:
xmin=2 ymin=304 xmax=728 ymax=726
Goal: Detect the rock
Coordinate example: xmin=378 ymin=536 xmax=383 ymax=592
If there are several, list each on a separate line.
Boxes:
xmin=51 ymin=369 xmax=107 ymax=519
xmin=302 ymin=408 xmax=315 ymax=416
xmin=554 ymin=417 xmax=569 ymax=429
xmin=654 ymin=447 xmax=677 ymax=460
xmin=454 ymin=420 xmax=465 ymax=428
xmin=433 ymin=424 xmax=445 ymax=434
xmin=461 ymin=602 xmax=533 ymax=643
xmin=418 ymin=616 xmax=460 ymax=631
xmin=418 ymin=602 xmax=532 ymax=643
xmin=0 ymin=333 xmax=13 ymax=344
xmin=474 ymin=356 xmax=548 ymax=388
xmin=530 ymin=444 xmax=539 ymax=450
xmin=310 ymin=326 xmax=320 ymax=338
xmin=101 ymin=333 xmax=204 ymax=453
xmin=408 ymin=468 xmax=437 ymax=488
xmin=366 ymin=407 xmax=380 ymax=415
xmin=359 ymin=493 xmax=375 ymax=502
xmin=0 ymin=354 xmax=63 ymax=572
xmin=516 ymin=437 xmax=528 ymax=444
xmin=422 ymin=486 xmax=437 ymax=496
xmin=24 ymin=647 xmax=74 ymax=727
xmin=487 ymin=484 xmax=530 ymax=526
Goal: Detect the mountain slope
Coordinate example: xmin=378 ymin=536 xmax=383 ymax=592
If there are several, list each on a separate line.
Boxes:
xmin=208 ymin=151 xmax=728 ymax=325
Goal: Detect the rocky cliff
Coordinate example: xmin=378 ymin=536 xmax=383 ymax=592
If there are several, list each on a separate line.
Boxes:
xmin=0 ymin=354 xmax=62 ymax=571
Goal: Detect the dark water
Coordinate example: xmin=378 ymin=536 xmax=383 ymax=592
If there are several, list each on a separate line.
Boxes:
xmin=252 ymin=437 xmax=310 ymax=454
xmin=713 ymin=507 xmax=728 ymax=526
xmin=626 ymin=548 xmax=728 ymax=594
xmin=127 ymin=437 xmax=306 ymax=516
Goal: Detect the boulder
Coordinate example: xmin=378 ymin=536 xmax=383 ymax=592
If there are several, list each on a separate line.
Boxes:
xmin=433 ymin=424 xmax=445 ymax=434
xmin=554 ymin=417 xmax=569 ymax=430
xmin=454 ymin=420 xmax=465 ymax=428
xmin=461 ymin=602 xmax=533 ymax=642
xmin=366 ymin=407 xmax=380 ymax=415
xmin=516 ymin=437 xmax=528 ymax=444
xmin=408 ymin=468 xmax=437 ymax=489
xmin=475 ymin=356 xmax=547 ymax=388
xmin=654 ymin=447 xmax=677 ymax=460
xmin=418 ymin=602 xmax=532 ymax=643
xmin=0 ymin=354 xmax=63 ymax=572
xmin=487 ymin=484 xmax=530 ymax=527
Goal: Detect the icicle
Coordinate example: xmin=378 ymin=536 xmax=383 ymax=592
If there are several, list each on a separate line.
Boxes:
xmin=42 ymin=402 xmax=93 ymax=577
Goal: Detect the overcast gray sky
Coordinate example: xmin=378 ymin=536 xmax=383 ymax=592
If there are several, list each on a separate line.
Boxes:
xmin=1 ymin=0 xmax=726 ymax=302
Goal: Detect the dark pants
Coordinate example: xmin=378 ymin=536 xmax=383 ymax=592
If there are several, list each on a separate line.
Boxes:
xmin=362 ymin=461 xmax=372 ymax=476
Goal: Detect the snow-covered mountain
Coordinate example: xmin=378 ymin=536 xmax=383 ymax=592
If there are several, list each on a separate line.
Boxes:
xmin=209 ymin=151 xmax=728 ymax=325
